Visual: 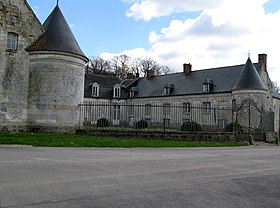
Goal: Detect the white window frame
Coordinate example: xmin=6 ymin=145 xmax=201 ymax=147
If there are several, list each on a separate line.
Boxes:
xmin=91 ymin=83 xmax=100 ymax=97
xmin=183 ymin=102 xmax=191 ymax=114
xmin=145 ymin=104 xmax=151 ymax=115
xmin=203 ymin=102 xmax=211 ymax=113
xmin=113 ymin=85 xmax=121 ymax=98
xmin=218 ymin=119 xmax=227 ymax=129
xmin=164 ymin=87 xmax=170 ymax=95
xmin=203 ymin=84 xmax=210 ymax=92
xmin=129 ymin=90 xmax=134 ymax=98
xmin=7 ymin=32 xmax=18 ymax=50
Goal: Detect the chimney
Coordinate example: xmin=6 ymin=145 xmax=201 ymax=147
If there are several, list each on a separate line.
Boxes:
xmin=146 ymin=70 xmax=154 ymax=80
xmin=183 ymin=63 xmax=192 ymax=75
xmin=126 ymin=73 xmax=134 ymax=80
xmin=258 ymin=54 xmax=267 ymax=72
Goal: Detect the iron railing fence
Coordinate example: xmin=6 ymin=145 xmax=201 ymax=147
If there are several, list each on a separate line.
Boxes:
xmin=78 ymin=102 xmax=236 ymax=133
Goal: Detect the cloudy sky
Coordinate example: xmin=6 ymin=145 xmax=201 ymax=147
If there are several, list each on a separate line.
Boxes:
xmin=28 ymin=0 xmax=280 ymax=83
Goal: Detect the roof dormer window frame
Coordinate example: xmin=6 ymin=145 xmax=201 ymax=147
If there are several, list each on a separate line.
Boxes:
xmin=164 ymin=87 xmax=171 ymax=95
xmin=90 ymin=82 xmax=100 ymax=97
xmin=113 ymin=84 xmax=121 ymax=98
xmin=164 ymin=83 xmax=174 ymax=95
xmin=203 ymin=83 xmax=210 ymax=92
xmin=203 ymin=79 xmax=214 ymax=93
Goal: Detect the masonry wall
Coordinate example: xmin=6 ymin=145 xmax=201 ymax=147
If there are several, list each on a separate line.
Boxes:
xmin=27 ymin=52 xmax=86 ymax=133
xmin=0 ymin=0 xmax=42 ymax=131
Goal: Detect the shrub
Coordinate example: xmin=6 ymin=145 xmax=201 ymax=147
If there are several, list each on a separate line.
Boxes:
xmin=180 ymin=121 xmax=201 ymax=131
xmin=96 ymin=118 xmax=110 ymax=127
xmin=225 ymin=122 xmax=242 ymax=132
xmin=136 ymin=120 xmax=148 ymax=129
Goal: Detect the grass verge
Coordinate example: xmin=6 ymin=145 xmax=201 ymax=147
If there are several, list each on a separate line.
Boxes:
xmin=0 ymin=133 xmax=247 ymax=148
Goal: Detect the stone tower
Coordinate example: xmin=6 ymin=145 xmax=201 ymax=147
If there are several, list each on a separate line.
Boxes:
xmin=0 ymin=0 xmax=43 ymax=131
xmin=26 ymin=4 xmax=88 ymax=133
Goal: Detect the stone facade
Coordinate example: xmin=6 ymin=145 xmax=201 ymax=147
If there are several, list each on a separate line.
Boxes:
xmin=27 ymin=52 xmax=86 ymax=133
xmin=84 ymin=55 xmax=280 ymax=134
xmin=0 ymin=0 xmax=43 ymax=131
xmin=0 ymin=0 xmax=87 ymax=133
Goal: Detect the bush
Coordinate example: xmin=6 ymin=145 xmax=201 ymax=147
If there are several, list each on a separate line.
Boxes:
xmin=180 ymin=121 xmax=201 ymax=131
xmin=136 ymin=120 xmax=148 ymax=129
xmin=96 ymin=118 xmax=110 ymax=127
xmin=225 ymin=122 xmax=242 ymax=132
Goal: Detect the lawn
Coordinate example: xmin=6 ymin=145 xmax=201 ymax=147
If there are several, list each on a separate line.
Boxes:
xmin=0 ymin=133 xmax=247 ymax=148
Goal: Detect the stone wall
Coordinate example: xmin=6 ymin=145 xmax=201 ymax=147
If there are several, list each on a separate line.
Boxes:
xmin=77 ymin=129 xmax=250 ymax=144
xmin=27 ymin=52 xmax=86 ymax=133
xmin=0 ymin=0 xmax=42 ymax=131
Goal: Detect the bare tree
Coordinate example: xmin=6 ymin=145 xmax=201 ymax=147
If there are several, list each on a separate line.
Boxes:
xmin=137 ymin=57 xmax=162 ymax=77
xmin=161 ymin=65 xmax=171 ymax=75
xmin=110 ymin=55 xmax=131 ymax=79
xmin=88 ymin=57 xmax=111 ymax=75
xmin=88 ymin=55 xmax=170 ymax=79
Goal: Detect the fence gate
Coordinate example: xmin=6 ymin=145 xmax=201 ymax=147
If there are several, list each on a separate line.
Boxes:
xmin=234 ymin=98 xmax=274 ymax=140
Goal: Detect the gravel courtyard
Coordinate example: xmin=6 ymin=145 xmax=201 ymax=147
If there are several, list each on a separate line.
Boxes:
xmin=0 ymin=145 xmax=280 ymax=208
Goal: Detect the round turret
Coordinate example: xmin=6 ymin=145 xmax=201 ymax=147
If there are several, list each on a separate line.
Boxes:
xmin=26 ymin=5 xmax=88 ymax=133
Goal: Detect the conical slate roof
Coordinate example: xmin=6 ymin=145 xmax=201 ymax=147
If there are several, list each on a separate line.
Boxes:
xmin=233 ymin=57 xmax=266 ymax=91
xmin=26 ymin=5 xmax=87 ymax=59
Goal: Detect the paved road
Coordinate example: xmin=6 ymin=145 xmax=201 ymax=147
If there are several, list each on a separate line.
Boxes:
xmin=0 ymin=145 xmax=280 ymax=208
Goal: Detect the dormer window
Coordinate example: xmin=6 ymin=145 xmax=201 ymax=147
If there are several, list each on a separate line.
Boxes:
xmin=90 ymin=82 xmax=100 ymax=97
xmin=164 ymin=84 xmax=174 ymax=95
xmin=129 ymin=87 xmax=138 ymax=98
xmin=203 ymin=84 xmax=210 ymax=92
xmin=164 ymin=88 xmax=171 ymax=95
xmin=114 ymin=85 xmax=121 ymax=98
xmin=203 ymin=79 xmax=214 ymax=93
xmin=7 ymin=32 xmax=18 ymax=50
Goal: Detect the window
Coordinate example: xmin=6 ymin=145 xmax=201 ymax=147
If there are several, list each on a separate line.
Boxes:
xmin=145 ymin=104 xmax=151 ymax=115
xmin=164 ymin=84 xmax=174 ymax=95
xmin=163 ymin=118 xmax=170 ymax=128
xmin=203 ymin=84 xmax=210 ymax=92
xmin=232 ymin=99 xmax=236 ymax=111
xmin=218 ymin=119 xmax=227 ymax=129
xmin=7 ymin=32 xmax=18 ymax=50
xmin=129 ymin=91 xmax=134 ymax=98
xmin=164 ymin=87 xmax=170 ymax=95
xmin=163 ymin=103 xmax=171 ymax=115
xmin=114 ymin=86 xmax=121 ymax=98
xmin=128 ymin=105 xmax=134 ymax=116
xmin=202 ymin=102 xmax=211 ymax=113
xmin=183 ymin=102 xmax=191 ymax=114
xmin=91 ymin=86 xmax=99 ymax=97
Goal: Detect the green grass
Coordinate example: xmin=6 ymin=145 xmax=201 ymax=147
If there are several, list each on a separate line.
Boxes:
xmin=0 ymin=133 xmax=247 ymax=148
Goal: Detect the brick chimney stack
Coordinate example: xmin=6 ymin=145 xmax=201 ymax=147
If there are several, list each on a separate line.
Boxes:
xmin=146 ymin=70 xmax=154 ymax=80
xmin=183 ymin=63 xmax=192 ymax=75
xmin=258 ymin=54 xmax=267 ymax=72
xmin=126 ymin=73 xmax=134 ymax=80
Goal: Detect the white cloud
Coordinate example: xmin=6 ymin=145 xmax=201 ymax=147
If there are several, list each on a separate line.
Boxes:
xmin=125 ymin=0 xmax=222 ymax=21
xmin=106 ymin=0 xmax=280 ymax=83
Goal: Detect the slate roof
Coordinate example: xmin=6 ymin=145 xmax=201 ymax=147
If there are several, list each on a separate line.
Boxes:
xmin=84 ymin=59 xmax=267 ymax=99
xmin=26 ymin=5 xmax=87 ymax=60
xmin=85 ymin=74 xmax=123 ymax=99
xmin=129 ymin=62 xmax=263 ymax=98
xmin=233 ymin=58 xmax=266 ymax=91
